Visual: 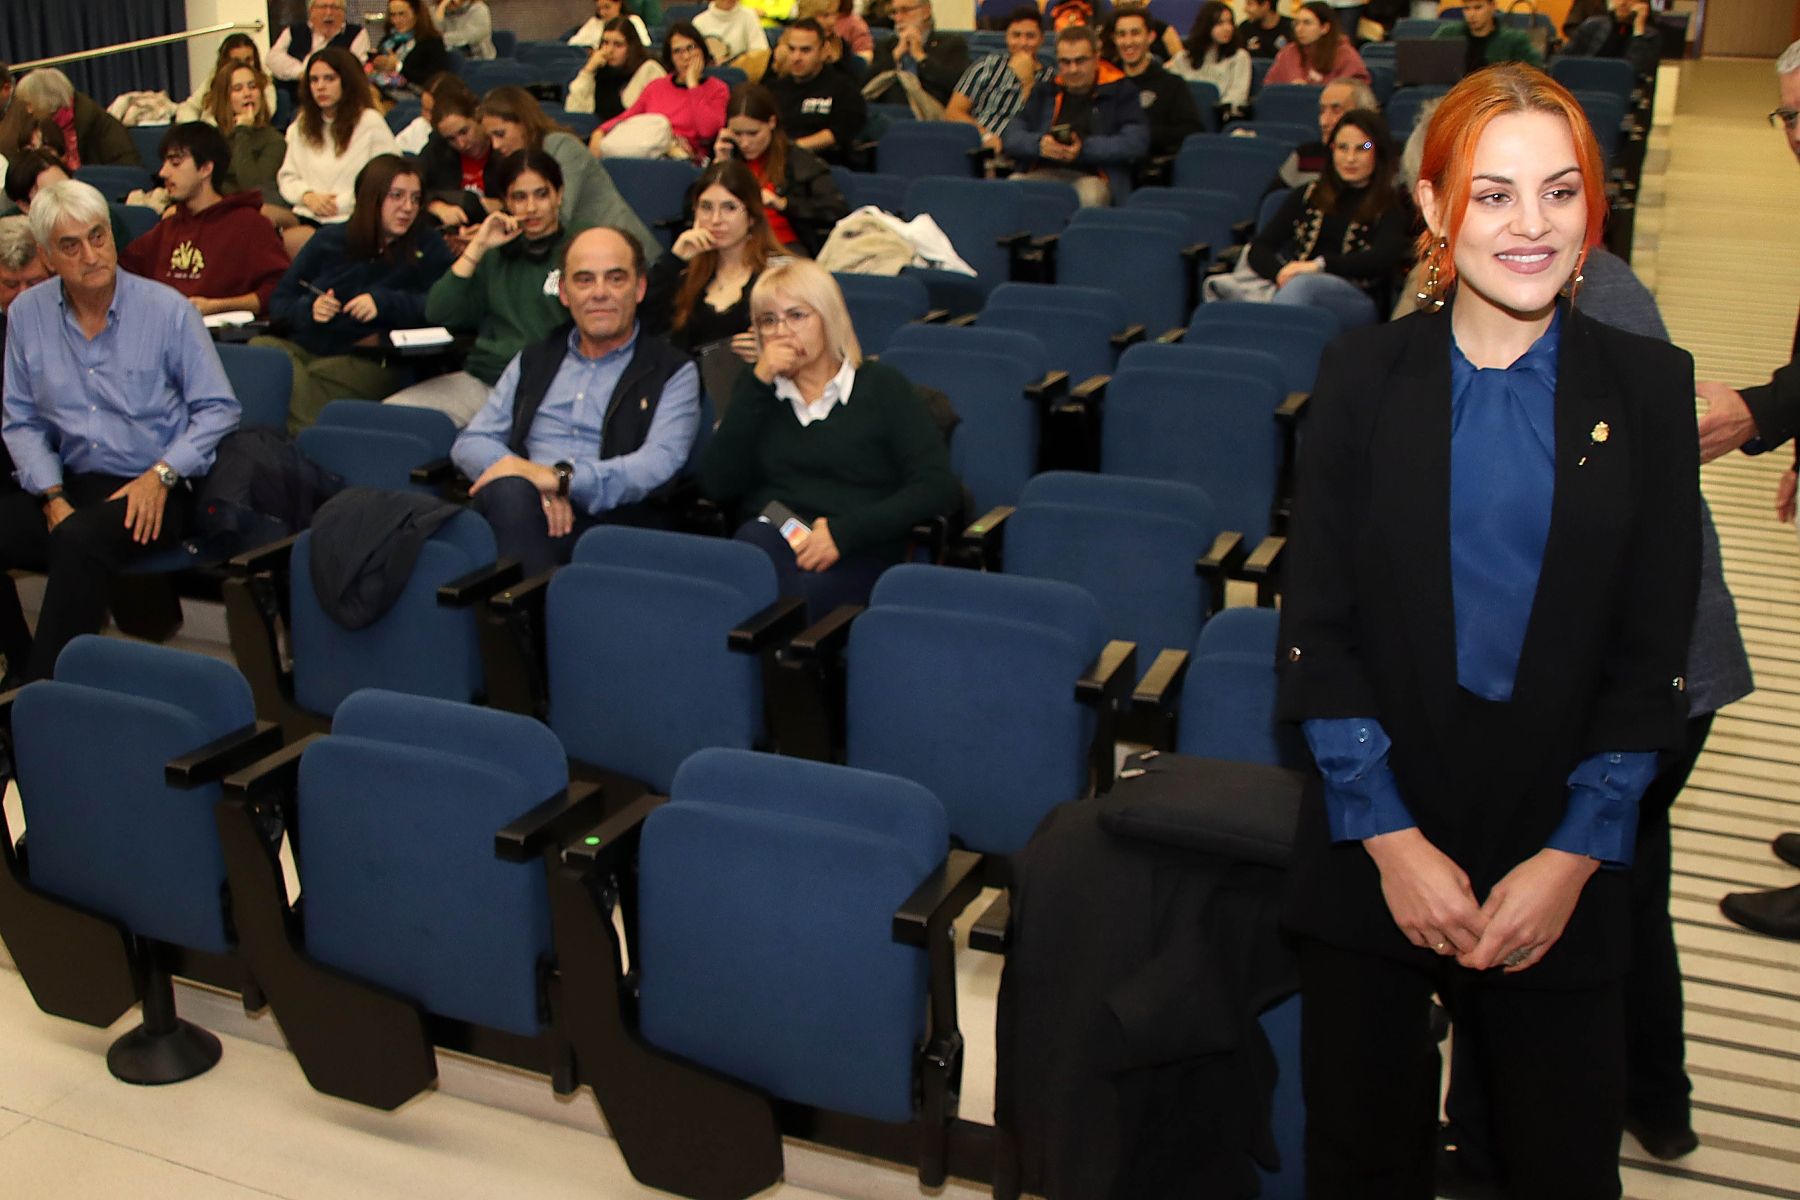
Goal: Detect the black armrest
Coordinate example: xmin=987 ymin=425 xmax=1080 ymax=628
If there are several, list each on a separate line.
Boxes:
xmin=560 ymin=792 xmax=666 ymax=871
xmin=1155 ymin=327 xmax=1186 ymax=344
xmin=487 ymin=569 xmax=555 ymax=615
xmin=1108 ymin=324 xmax=1147 ymax=351
xmin=785 ymin=603 xmax=863 ymax=659
xmin=495 ymin=779 xmax=607 ymax=862
xmin=1276 ymin=391 xmax=1309 ymax=425
xmin=228 ymin=533 xmax=300 ymax=576
xmin=438 ymin=558 xmax=524 ymax=607
xmin=891 ymin=848 xmax=984 ymax=947
xmin=1023 ymin=370 xmax=1069 ymax=408
xmin=969 ymin=890 xmax=1010 ymax=954
xmin=1132 ymin=648 xmax=1192 ymax=712
xmin=1242 ymin=535 xmax=1285 ymax=606
xmin=222 ymin=733 xmax=322 ymax=802
xmin=1231 ymin=218 xmax=1255 ymax=243
xmin=727 ymin=594 xmax=809 ymax=654
xmin=947 ymin=312 xmax=979 ymax=328
xmin=1198 ymin=530 xmax=1247 ymax=614
xmin=165 ymin=721 xmax=285 ymax=789
xmin=1179 ymin=240 xmax=1213 ymax=266
xmin=959 ymin=504 xmax=1014 ymax=570
xmin=1076 ymin=639 xmax=1138 ymax=707
xmin=408 ymin=456 xmax=459 ymax=486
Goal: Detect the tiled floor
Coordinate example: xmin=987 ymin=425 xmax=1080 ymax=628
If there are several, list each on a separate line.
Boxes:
xmin=3 ymin=53 xmax=1799 ymax=1200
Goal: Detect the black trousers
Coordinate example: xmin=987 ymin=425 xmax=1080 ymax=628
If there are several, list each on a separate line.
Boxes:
xmin=734 ymin=517 xmax=892 ymax=622
xmin=470 ymin=475 xmax=602 ymax=577
xmin=1299 ymin=937 xmax=1626 ymax=1200
xmin=0 ymin=473 xmax=193 ymax=681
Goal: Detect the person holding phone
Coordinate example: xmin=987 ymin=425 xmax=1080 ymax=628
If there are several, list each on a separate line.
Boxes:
xmin=698 ymin=258 xmax=958 ymax=617
xmin=1001 ymin=24 xmax=1148 ymax=208
xmin=711 ymin=86 xmax=847 ymax=255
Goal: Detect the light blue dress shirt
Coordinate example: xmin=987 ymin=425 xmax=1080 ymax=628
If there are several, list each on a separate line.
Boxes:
xmin=452 ymin=324 xmax=701 ymax=516
xmin=2 ymin=271 xmax=240 ymax=493
xmin=1302 ymin=314 xmax=1656 ymax=867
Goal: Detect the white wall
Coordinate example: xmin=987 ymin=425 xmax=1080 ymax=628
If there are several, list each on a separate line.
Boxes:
xmin=184 ymin=0 xmax=271 ymax=98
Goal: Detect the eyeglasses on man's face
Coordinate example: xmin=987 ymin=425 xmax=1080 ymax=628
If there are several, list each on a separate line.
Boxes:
xmin=1768 ymin=109 xmax=1800 ymax=131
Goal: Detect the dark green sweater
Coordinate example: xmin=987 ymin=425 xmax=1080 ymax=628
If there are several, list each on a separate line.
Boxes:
xmin=699 ymin=359 xmax=959 ymax=560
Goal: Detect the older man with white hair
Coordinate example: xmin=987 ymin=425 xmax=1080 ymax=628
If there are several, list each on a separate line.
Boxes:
xmin=0 ymin=181 xmax=238 ymax=683
xmin=1694 ymin=40 xmax=1800 ymax=945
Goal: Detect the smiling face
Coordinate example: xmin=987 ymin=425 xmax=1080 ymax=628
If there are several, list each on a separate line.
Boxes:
xmin=1423 ymin=109 xmax=1589 ymax=321
xmin=308 ymin=59 xmax=342 ymax=112
xmin=1113 ymin=15 xmax=1151 ymax=69
xmin=505 ymin=167 xmax=561 ymax=236
xmin=1006 ymin=17 xmax=1043 ymax=57
xmin=483 ymin=114 xmax=527 ymax=156
xmin=1332 ymin=122 xmax=1375 ymax=186
xmin=380 ymin=171 xmax=422 ymax=240
xmin=310 ymin=0 xmax=347 ymax=39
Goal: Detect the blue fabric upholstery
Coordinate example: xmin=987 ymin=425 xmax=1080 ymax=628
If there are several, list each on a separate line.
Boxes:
xmin=1195 ymin=604 xmax=1279 ymax=659
xmin=1220 ymin=120 xmax=1316 ymax=151
xmin=1124 ymin=187 xmax=1241 ymax=255
xmin=605 ymin=158 xmax=701 ymax=250
xmin=1101 ymin=364 xmax=1283 ymax=540
xmin=872 ymin=563 xmax=1102 ymax=657
xmin=299 ymin=692 xmax=563 ymax=1037
xmin=296 ymin=426 xmax=437 ymax=492
xmin=1252 ymin=84 xmax=1322 ymax=127
xmin=835 ymin=272 xmax=931 ymax=355
xmin=904 ymin=177 xmax=1026 ymax=289
xmin=11 ymin=638 xmax=254 ymax=955
xmin=638 ymin=749 xmax=944 ymax=1123
xmin=1170 ymin=134 xmax=1289 ymax=217
xmin=111 ymin=202 xmax=159 ymax=244
xmin=880 ymin=345 xmax=1038 ymax=514
xmin=73 ymin=163 xmax=155 ymax=199
xmin=1179 ymin=609 xmax=1301 ymax=769
xmin=1122 ymin=339 xmax=1287 ymax=391
xmin=1183 ymin=301 xmax=1337 ymax=393
xmin=1384 ymin=85 xmax=1451 ymax=137
xmin=216 ymin=343 xmax=294 ymax=432
xmin=1055 ymin=222 xmax=1191 ymax=333
xmin=572 ymin=524 xmax=777 ymax=599
xmin=877 ymin=124 xmax=981 ymax=178
xmin=316 ymin=400 xmax=459 ymax=459
xmin=830 ymin=167 xmax=910 ymax=216
xmin=289 ymin=512 xmax=493 ymax=716
xmin=1008 ymin=177 xmax=1080 ymax=237
xmin=1549 ymin=56 xmax=1634 ymax=104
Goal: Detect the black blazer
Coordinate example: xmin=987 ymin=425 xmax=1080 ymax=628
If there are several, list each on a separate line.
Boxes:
xmin=1276 ymin=300 xmax=1700 ymax=987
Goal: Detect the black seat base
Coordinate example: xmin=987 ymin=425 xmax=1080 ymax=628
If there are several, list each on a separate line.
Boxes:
xmin=107 ymin=1016 xmax=222 ymax=1086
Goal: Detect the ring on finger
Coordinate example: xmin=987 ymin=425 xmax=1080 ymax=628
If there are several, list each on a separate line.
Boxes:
xmin=1503 ymin=946 xmax=1532 ymax=968
xmin=1432 ymin=939 xmax=1448 ymax=953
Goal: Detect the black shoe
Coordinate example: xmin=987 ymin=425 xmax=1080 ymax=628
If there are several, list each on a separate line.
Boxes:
xmin=1625 ymin=1115 xmax=1699 ymax=1161
xmin=1436 ymin=1126 xmax=1503 ymax=1200
xmin=1774 ymin=832 xmax=1800 ymax=870
xmin=1720 ymin=882 xmax=1800 ymax=940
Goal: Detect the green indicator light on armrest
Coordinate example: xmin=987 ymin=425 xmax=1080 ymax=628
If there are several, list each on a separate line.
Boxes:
xmin=584 ymin=836 xmax=601 ymax=846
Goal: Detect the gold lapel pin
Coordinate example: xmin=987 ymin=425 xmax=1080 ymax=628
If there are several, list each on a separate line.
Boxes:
xmin=1579 ymin=421 xmax=1610 ymax=467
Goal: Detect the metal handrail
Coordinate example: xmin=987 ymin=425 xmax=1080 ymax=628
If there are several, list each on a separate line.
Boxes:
xmin=9 ymin=20 xmax=266 ymax=73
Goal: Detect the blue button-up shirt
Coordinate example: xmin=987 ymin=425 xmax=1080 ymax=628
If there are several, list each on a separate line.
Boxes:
xmin=2 ymin=271 xmax=240 ymax=494
xmin=1301 ymin=314 xmax=1655 ymax=867
xmin=452 ymin=324 xmax=700 ymax=516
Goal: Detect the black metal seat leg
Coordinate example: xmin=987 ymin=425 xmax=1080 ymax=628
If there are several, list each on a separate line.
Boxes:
xmin=105 ymin=941 xmax=222 ymax=1086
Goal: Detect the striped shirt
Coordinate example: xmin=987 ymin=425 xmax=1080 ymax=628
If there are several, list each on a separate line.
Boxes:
xmin=952 ymin=53 xmax=1053 ymax=136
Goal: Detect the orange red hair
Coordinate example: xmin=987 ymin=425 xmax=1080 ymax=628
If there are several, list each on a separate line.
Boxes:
xmin=1414 ymin=63 xmax=1608 ymax=292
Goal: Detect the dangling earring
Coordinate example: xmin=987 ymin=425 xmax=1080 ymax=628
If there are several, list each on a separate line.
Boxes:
xmin=1416 ymin=236 xmax=1448 ymax=313
xmin=1564 ymin=246 xmax=1589 ymax=305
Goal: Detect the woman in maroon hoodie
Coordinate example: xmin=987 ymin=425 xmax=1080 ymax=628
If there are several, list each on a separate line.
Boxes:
xmin=119 ymin=122 xmax=291 ymax=318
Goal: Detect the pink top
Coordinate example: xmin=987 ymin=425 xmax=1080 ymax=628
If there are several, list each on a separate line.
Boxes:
xmin=603 ymin=75 xmax=730 ymax=149
xmin=1264 ymin=39 xmax=1371 ymax=86
xmin=835 ymin=14 xmax=874 ymax=56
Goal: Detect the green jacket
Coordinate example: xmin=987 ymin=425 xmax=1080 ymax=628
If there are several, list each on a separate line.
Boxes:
xmin=1431 ymin=23 xmax=1544 ymax=68
xmin=425 ymin=225 xmax=582 ymax=385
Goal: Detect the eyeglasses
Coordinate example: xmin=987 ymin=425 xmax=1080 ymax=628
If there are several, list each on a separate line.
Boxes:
xmin=697 ymin=199 xmax=745 ymax=218
xmin=1768 ymin=109 xmax=1800 ymax=131
xmin=1337 ymin=140 xmax=1375 ymax=153
xmin=754 ymin=306 xmax=816 ymax=334
xmin=670 ymin=42 xmax=702 ymax=54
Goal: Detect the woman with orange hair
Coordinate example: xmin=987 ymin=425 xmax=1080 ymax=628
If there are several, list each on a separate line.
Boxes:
xmin=1275 ymin=63 xmax=1700 ymax=1197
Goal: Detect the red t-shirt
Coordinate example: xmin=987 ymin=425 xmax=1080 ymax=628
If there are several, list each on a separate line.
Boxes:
xmin=747 ymin=157 xmax=797 ymax=248
xmin=460 ymin=153 xmax=486 ymax=193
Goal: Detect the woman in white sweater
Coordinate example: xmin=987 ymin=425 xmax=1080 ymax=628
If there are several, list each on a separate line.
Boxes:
xmin=277 ymin=47 xmax=399 ymax=253
xmin=567 ymin=17 xmax=667 ymax=117
xmin=568 ymin=0 xmax=652 ymax=48
xmin=1166 ymin=0 xmax=1252 ymax=119
xmin=693 ymin=0 xmax=766 ymax=65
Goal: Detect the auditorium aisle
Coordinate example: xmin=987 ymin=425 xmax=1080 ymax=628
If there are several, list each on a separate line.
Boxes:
xmin=1 ymin=54 xmax=1799 ymax=1200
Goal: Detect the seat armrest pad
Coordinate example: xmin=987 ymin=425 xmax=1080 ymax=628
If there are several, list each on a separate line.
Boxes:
xmin=728 ymin=595 xmax=810 ymax=653
xmin=1198 ymin=530 xmax=1246 ymax=576
xmin=560 ymin=793 xmax=666 ymax=870
xmin=438 ymin=559 xmax=524 ymax=607
xmin=1275 ymin=391 xmax=1309 ymax=423
xmin=1076 ymin=639 xmax=1138 ymax=706
xmin=1132 ymin=648 xmax=1192 ymax=712
xmin=408 ymin=457 xmax=459 ymax=486
xmin=222 ymin=733 xmax=323 ymax=799
xmin=487 ymin=569 xmax=555 ymax=614
xmin=166 ymin=721 xmax=285 ymax=789
xmin=969 ymin=890 xmax=1010 ymax=954
xmin=495 ymin=780 xmax=607 ymax=862
xmin=892 ymin=848 xmax=984 ymax=946
xmin=227 ymin=533 xmax=301 ymax=575
xmin=1243 ymin=535 xmax=1286 ymax=578
xmin=786 ymin=603 xmax=864 ymax=658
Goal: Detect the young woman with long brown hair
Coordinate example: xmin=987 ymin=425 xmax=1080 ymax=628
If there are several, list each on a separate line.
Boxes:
xmin=644 ymin=158 xmax=784 ymax=356
xmin=277 ymin=46 xmax=399 ymax=249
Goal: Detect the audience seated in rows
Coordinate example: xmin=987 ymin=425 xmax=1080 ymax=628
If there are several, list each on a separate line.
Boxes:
xmin=593 ymin=24 xmax=731 ymax=159
xmin=391 ymin=70 xmax=453 ymax=154
xmin=698 ymin=259 xmax=959 ymax=618
xmin=417 ymin=77 xmax=493 ymax=236
xmin=369 ymin=0 xmax=455 ymax=100
xmin=1109 ymin=6 xmax=1204 ymax=158
xmin=568 ymin=17 xmax=668 ymax=117
xmin=3 ymin=151 xmax=134 ymax=252
xmin=1209 ymin=107 xmax=1409 ymax=329
xmin=482 ymin=87 xmax=658 ymax=250
xmin=435 ymin=0 xmax=499 ymax=60
xmin=644 ymin=158 xmax=783 ymax=358
xmin=11 ymin=69 xmax=142 ymax=169
xmin=945 ymin=6 xmax=1050 ymax=154
xmin=1565 ymin=0 xmax=1661 ymax=76
xmin=0 ymin=180 xmax=238 ymax=683
xmin=1003 ymin=25 xmax=1147 ymax=208
xmin=825 ymin=0 xmax=876 ymax=62
xmin=1167 ymin=0 xmax=1252 ymax=118
xmin=695 ymin=0 xmax=771 ymax=70
xmin=1434 ymin=0 xmax=1543 ymax=72
xmin=453 ymin=226 xmax=701 ymax=573
xmin=766 ymin=19 xmax=866 ymax=165
xmin=570 ymin=0 xmax=654 ymax=49
xmin=278 ymin=48 xmax=401 ymax=252
xmin=175 ymin=34 xmax=279 ymax=126
xmin=1266 ymin=2 xmax=1370 ymax=86
xmin=198 ymin=59 xmax=291 ymax=229
xmin=390 ymin=149 xmax=586 ymax=425
xmin=867 ymin=0 xmax=969 ymax=113
xmin=714 ymin=85 xmax=849 ymax=254
xmin=1237 ymin=0 xmax=1294 ymax=59
xmin=120 ymin=123 xmax=290 ymax=319
xmin=256 ymin=155 xmax=453 ymax=430
xmin=268 ymin=0 xmax=371 ymax=111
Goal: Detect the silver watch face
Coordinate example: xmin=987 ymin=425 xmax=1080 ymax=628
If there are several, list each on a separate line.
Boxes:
xmin=155 ymin=464 xmax=180 ymax=487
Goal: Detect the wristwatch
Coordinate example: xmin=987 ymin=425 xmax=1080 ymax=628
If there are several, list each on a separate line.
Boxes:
xmin=153 ymin=462 xmax=180 ymax=488
xmin=553 ymin=461 xmax=573 ymax=498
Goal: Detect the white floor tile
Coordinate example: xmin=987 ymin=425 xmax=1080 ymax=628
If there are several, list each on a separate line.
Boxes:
xmin=0 ymin=1121 xmax=285 ymax=1200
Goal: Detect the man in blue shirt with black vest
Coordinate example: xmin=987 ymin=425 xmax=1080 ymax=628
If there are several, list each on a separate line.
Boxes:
xmin=453 ymin=225 xmax=701 ymax=575
xmin=0 ymin=179 xmax=239 ymax=683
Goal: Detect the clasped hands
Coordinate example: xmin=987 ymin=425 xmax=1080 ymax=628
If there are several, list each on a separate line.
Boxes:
xmin=1037 ymin=132 xmax=1081 ymax=163
xmin=469 ymin=455 xmax=576 ymax=537
xmin=311 ymin=288 xmax=380 ymax=323
xmin=1363 ymin=827 xmax=1598 ymax=974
